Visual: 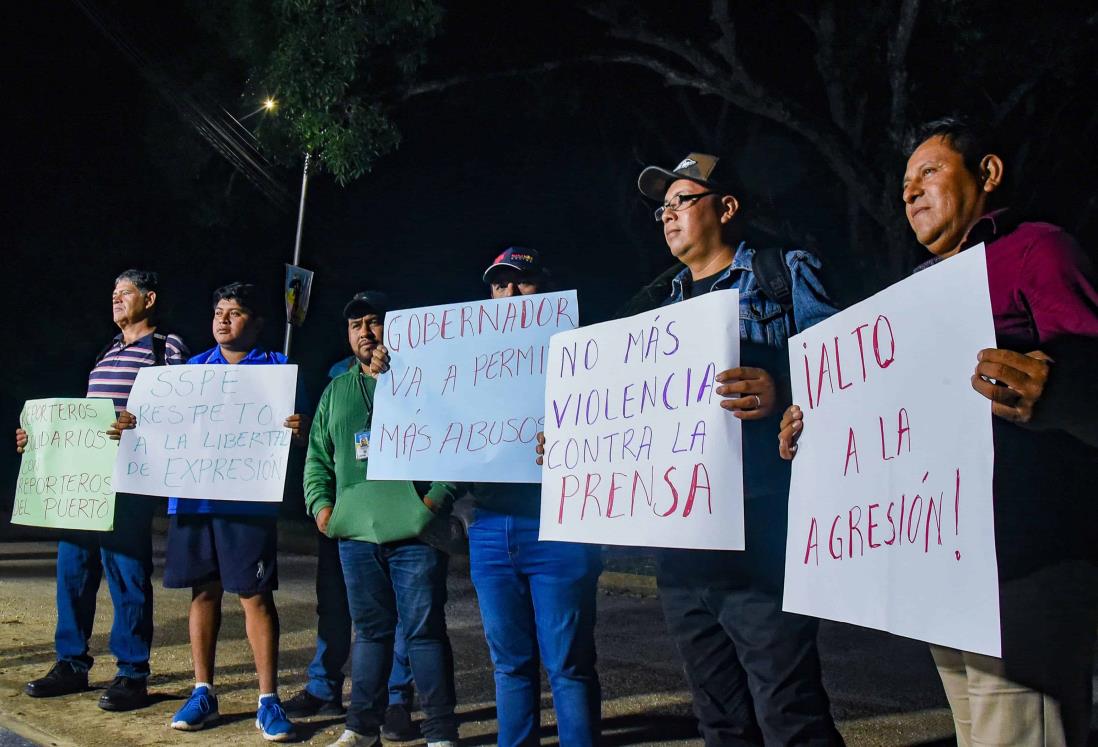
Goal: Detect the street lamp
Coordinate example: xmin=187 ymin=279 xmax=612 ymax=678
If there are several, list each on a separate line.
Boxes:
xmin=241 ymin=97 xmax=278 ymax=122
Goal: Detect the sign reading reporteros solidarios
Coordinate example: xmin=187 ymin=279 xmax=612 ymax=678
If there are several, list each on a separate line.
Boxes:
xmin=12 ymin=397 xmax=119 ymax=531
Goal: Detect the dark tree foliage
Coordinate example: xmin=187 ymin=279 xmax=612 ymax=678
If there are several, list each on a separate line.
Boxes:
xmin=194 ymin=0 xmax=443 ymax=185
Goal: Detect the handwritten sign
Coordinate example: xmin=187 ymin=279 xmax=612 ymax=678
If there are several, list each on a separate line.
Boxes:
xmin=782 ymin=246 xmax=1000 ymax=656
xmin=12 ymin=398 xmax=118 ymax=531
xmin=368 ymin=291 xmax=578 ymax=483
xmin=539 ymin=291 xmax=743 ymax=550
xmin=114 ymin=365 xmax=298 ymax=502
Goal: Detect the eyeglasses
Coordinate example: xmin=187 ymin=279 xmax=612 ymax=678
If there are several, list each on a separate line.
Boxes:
xmin=654 ymin=191 xmax=718 ymax=221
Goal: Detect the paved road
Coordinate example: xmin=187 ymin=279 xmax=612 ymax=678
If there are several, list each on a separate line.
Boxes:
xmin=0 ymin=727 xmax=35 ymax=747
xmin=0 ymin=538 xmax=1060 ymax=746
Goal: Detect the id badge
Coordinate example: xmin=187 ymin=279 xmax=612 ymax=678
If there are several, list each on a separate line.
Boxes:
xmin=354 ymin=430 xmax=371 ymax=461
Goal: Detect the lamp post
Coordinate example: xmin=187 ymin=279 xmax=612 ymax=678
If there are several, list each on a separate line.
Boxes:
xmin=283 ymin=152 xmax=311 ymax=356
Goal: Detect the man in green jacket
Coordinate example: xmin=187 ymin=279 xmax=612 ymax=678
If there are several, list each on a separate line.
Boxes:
xmin=305 ymin=291 xmax=459 ymax=747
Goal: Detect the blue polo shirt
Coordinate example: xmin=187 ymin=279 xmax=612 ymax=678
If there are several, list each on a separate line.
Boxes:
xmin=168 ymin=346 xmax=294 ymax=516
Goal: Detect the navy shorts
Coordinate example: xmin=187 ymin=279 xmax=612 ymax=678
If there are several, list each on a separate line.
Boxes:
xmin=164 ymin=514 xmax=278 ymax=594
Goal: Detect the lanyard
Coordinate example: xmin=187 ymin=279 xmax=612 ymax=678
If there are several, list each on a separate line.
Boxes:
xmin=356 ymin=372 xmax=373 ymax=430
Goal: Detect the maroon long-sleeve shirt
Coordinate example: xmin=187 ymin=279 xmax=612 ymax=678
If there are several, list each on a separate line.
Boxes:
xmin=918 ymin=209 xmax=1098 ymax=578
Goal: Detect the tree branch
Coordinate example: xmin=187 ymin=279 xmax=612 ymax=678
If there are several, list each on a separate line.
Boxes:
xmin=400 ymin=61 xmax=572 ymax=99
xmin=990 ymin=12 xmax=1097 ymax=127
xmin=586 ymin=2 xmax=724 ymax=82
xmin=887 ymin=0 xmax=920 ymax=147
xmin=598 ymin=45 xmax=890 ymax=227
xmin=797 ymin=1 xmax=849 ymax=131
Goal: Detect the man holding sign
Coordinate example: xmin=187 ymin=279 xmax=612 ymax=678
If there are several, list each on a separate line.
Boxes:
xmin=781 ymin=117 xmax=1098 ymax=746
xmin=304 ymin=291 xmax=459 ymax=747
xmin=634 ymin=153 xmax=843 ymax=745
xmin=15 ymin=269 xmax=188 ymax=712
xmin=472 ymin=249 xmax=602 ymax=746
xmin=113 ymin=282 xmax=307 ymax=741
xmin=903 ymin=119 xmax=1098 ymax=747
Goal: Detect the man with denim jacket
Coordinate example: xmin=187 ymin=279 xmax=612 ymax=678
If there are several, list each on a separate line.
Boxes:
xmin=636 ymin=153 xmax=844 ymax=746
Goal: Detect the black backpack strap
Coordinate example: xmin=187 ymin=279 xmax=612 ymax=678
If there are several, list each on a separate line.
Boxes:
xmin=96 ymin=333 xmax=170 ymax=367
xmin=615 ymin=264 xmax=684 ymax=317
xmin=751 ymin=247 xmax=794 ymax=309
xmin=151 ymin=333 xmax=168 ymax=365
xmin=93 ymin=339 xmax=118 ymax=367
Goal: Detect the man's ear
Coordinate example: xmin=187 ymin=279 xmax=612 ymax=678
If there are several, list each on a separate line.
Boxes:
xmin=719 ymin=195 xmax=740 ymax=223
xmin=144 ymin=290 xmax=157 ymax=310
xmin=979 ymin=154 xmax=1004 ymax=194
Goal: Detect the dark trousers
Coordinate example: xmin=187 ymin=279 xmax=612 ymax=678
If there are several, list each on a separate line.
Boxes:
xmin=658 ymin=582 xmax=844 ymax=747
xmin=55 ymin=494 xmax=155 ymax=678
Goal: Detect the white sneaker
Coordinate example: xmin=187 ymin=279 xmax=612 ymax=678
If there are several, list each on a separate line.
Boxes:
xmin=427 ymin=741 xmax=458 ymax=747
xmin=326 ymin=729 xmax=380 ymax=747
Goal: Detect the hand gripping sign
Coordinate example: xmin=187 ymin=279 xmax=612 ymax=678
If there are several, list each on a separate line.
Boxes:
xmin=539 ymin=290 xmax=744 ymax=550
xmin=114 ymin=365 xmax=298 ymax=502
xmin=782 ymin=246 xmax=1001 ymax=656
xmin=368 ymin=291 xmax=578 ymax=483
xmin=12 ymin=398 xmax=118 ymax=531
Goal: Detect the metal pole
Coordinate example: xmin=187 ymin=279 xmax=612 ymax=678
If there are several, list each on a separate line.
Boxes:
xmin=283 ymin=153 xmax=312 ymax=356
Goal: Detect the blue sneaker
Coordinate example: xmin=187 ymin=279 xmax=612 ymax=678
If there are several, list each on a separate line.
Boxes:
xmin=170 ymin=686 xmax=220 ymax=731
xmin=256 ymin=695 xmax=296 ymax=742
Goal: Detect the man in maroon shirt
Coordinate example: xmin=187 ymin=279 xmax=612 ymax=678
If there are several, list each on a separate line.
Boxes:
xmin=783 ymin=115 xmax=1097 ymax=745
xmin=900 ymin=117 xmax=1098 ymax=747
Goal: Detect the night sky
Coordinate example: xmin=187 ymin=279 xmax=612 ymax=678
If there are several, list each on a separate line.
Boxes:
xmin=6 ymin=1 xmax=1096 ymax=515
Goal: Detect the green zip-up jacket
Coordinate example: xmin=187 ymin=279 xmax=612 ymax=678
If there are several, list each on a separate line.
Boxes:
xmin=304 ymin=368 xmax=457 ymax=544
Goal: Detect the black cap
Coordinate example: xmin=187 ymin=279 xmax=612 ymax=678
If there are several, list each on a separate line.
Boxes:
xmin=637 ymin=152 xmax=730 ymax=201
xmin=343 ymin=290 xmax=389 ymax=319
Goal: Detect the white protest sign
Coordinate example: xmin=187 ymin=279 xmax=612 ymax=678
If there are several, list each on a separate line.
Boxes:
xmin=114 ymin=365 xmax=298 ymax=502
xmin=539 ymin=290 xmax=743 ymax=550
xmin=783 ymin=246 xmax=1000 ymax=656
xmin=12 ymin=398 xmax=118 ymax=531
xmin=368 ymin=291 xmax=578 ymax=483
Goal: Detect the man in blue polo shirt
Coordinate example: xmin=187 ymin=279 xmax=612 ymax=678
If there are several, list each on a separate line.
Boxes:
xmin=113 ymin=282 xmax=307 ymax=741
xmin=16 ymin=269 xmax=188 ymax=712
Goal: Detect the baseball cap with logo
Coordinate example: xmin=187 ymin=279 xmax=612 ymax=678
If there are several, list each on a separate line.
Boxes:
xmin=637 ymin=152 xmax=730 ymax=201
xmin=343 ymin=290 xmax=390 ymax=319
xmin=482 ymin=247 xmax=546 ymax=284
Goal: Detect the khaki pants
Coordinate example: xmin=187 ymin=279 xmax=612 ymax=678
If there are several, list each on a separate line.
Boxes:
xmin=930 ymin=562 xmax=1098 ymax=747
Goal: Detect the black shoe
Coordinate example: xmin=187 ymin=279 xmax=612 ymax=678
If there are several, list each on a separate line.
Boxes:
xmin=381 ymin=703 xmax=418 ymax=742
xmin=282 ymin=688 xmax=345 ymax=718
xmin=24 ymin=661 xmax=89 ymax=698
xmin=98 ymin=675 xmax=149 ymax=711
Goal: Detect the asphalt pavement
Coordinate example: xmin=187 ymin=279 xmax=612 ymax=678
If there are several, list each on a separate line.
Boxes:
xmin=0 ymin=537 xmax=1083 ymax=746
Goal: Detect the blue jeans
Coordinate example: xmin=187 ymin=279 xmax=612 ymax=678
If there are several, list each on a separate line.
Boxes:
xmin=55 ymin=494 xmax=154 ymax=679
xmin=306 ymin=533 xmax=414 ymax=705
xmin=338 ymin=539 xmax=456 ymax=740
xmin=469 ymin=509 xmax=602 ymax=747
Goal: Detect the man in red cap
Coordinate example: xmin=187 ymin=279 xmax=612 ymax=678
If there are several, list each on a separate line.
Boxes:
xmin=471 ymin=247 xmax=603 ymax=747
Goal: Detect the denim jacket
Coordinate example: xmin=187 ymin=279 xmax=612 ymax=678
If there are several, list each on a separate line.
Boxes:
xmin=663 ymin=242 xmax=838 ymax=347
xmin=656 ymin=242 xmax=839 ymax=588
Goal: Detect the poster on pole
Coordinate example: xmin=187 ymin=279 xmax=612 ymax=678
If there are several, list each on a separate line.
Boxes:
xmin=782 ymin=246 xmax=1000 ymax=656
xmin=368 ymin=291 xmax=578 ymax=483
xmin=285 ymin=264 xmax=315 ymax=327
xmin=114 ymin=365 xmax=298 ymax=502
xmin=11 ymin=398 xmax=118 ymax=531
xmin=539 ymin=290 xmax=743 ymax=550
